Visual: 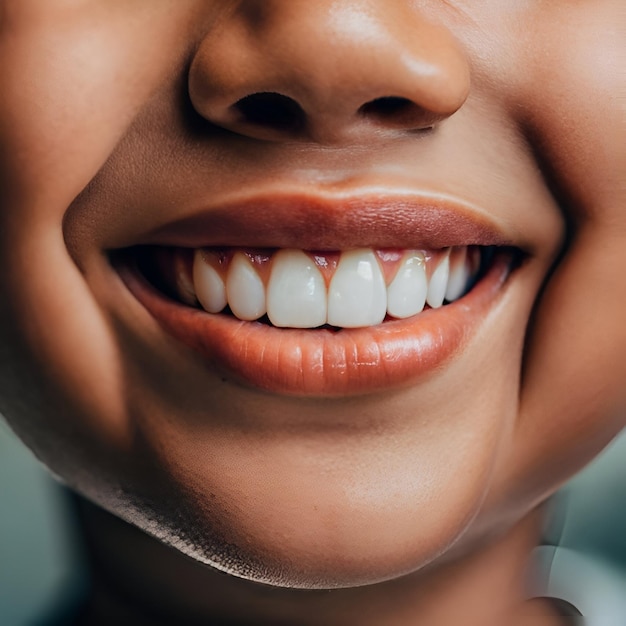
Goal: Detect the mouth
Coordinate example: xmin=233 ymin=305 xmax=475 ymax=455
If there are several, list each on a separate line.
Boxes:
xmin=113 ymin=192 xmax=523 ymax=396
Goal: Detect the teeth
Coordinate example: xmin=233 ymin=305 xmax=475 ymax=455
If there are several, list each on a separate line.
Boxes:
xmin=386 ymin=252 xmax=427 ymax=319
xmin=174 ymin=254 xmax=199 ymax=306
xmin=445 ymin=247 xmax=470 ymax=303
xmin=193 ymin=251 xmax=227 ymax=313
xmin=188 ymin=246 xmax=483 ymax=328
xmin=226 ymin=252 xmax=266 ymax=321
xmin=426 ymin=250 xmax=450 ymax=309
xmin=327 ymin=249 xmax=387 ymax=328
xmin=267 ymin=249 xmax=327 ymax=328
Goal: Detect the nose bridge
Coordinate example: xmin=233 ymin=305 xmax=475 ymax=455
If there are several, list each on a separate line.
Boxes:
xmin=189 ymin=0 xmax=471 ymax=143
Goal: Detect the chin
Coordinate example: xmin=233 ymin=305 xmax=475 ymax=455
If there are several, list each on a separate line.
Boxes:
xmin=76 ymin=330 xmax=523 ymax=590
xmin=94 ymin=430 xmax=496 ymax=590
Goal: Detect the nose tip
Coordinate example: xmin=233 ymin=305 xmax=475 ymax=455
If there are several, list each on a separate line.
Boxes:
xmin=188 ymin=1 xmax=471 ymax=143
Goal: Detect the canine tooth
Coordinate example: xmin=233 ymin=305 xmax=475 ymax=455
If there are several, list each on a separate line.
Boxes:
xmin=193 ymin=251 xmax=226 ymax=313
xmin=386 ymin=252 xmax=427 ymax=319
xmin=445 ymin=247 xmax=470 ymax=302
xmin=226 ymin=252 xmax=266 ymax=321
xmin=426 ymin=249 xmax=450 ymax=309
xmin=327 ymin=249 xmax=387 ymax=328
xmin=267 ymin=249 xmax=327 ymax=328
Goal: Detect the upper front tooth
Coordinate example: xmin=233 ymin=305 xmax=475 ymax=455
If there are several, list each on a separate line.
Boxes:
xmin=445 ymin=247 xmax=470 ymax=303
xmin=226 ymin=252 xmax=266 ymax=321
xmin=267 ymin=249 xmax=327 ymax=328
xmin=193 ymin=251 xmax=226 ymax=313
xmin=327 ymin=249 xmax=387 ymax=328
xmin=426 ymin=249 xmax=450 ymax=309
xmin=386 ymin=252 xmax=427 ymax=319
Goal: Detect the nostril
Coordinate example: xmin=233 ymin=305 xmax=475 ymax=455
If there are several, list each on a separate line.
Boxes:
xmin=359 ymin=96 xmax=436 ymax=130
xmin=359 ymin=96 xmax=413 ymax=118
xmin=231 ymin=92 xmax=306 ymax=133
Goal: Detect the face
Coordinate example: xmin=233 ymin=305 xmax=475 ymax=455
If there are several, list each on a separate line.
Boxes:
xmin=0 ymin=0 xmax=624 ymax=589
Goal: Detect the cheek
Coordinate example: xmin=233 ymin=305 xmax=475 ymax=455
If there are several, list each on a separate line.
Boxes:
xmin=517 ymin=7 xmax=625 ymax=223
xmin=491 ymin=8 xmax=626 ymax=510
xmin=0 ymin=5 xmax=193 ymax=479
xmin=0 ymin=5 xmax=190 ymax=224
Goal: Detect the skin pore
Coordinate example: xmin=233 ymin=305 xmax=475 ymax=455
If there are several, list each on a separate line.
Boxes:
xmin=0 ymin=1 xmax=624 ymax=624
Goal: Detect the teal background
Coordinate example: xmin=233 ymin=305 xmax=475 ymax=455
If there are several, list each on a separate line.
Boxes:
xmin=0 ymin=420 xmax=85 ymax=626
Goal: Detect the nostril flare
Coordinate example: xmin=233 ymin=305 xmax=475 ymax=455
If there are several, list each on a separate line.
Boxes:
xmin=231 ymin=92 xmax=306 ymax=133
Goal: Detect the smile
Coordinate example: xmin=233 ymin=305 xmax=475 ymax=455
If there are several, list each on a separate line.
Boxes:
xmin=115 ymin=192 xmax=523 ymax=396
xmin=140 ymin=245 xmax=488 ymax=327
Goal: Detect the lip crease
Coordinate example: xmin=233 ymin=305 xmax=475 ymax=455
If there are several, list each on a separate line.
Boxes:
xmin=116 ymin=192 xmax=518 ymax=397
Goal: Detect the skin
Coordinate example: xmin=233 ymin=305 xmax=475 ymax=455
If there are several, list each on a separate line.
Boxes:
xmin=0 ymin=0 xmax=624 ymax=623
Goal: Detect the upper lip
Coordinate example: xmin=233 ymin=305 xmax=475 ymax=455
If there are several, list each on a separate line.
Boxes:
xmin=134 ymin=190 xmax=516 ymax=252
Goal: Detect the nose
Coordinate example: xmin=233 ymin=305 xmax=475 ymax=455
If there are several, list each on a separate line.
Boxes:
xmin=188 ymin=0 xmax=471 ymax=144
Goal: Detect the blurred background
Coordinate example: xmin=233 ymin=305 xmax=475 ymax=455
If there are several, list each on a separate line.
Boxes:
xmin=0 ymin=419 xmax=87 ymax=626
xmin=1 ymin=417 xmax=625 ymax=625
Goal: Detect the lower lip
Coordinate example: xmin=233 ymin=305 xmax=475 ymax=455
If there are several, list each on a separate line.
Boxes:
xmin=119 ymin=256 xmax=512 ymax=397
